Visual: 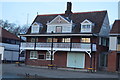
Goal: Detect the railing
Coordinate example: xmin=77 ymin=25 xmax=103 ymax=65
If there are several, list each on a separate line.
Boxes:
xmin=20 ymin=42 xmax=96 ymax=51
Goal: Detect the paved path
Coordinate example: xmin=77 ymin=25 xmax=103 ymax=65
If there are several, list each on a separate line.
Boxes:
xmin=2 ymin=64 xmax=120 ymax=78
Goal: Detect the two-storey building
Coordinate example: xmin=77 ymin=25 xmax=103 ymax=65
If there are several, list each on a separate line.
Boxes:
xmin=108 ymin=20 xmax=120 ymax=72
xmin=20 ymin=2 xmax=110 ymax=70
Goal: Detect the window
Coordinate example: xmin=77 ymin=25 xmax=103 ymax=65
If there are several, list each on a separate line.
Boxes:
xmin=56 ymin=26 xmax=62 ymax=33
xmin=46 ymin=52 xmax=54 ymax=60
xmin=47 ymin=38 xmax=58 ymax=42
xmin=118 ymin=37 xmax=120 ymax=44
xmin=81 ymin=25 xmax=91 ymax=32
xmin=101 ymin=38 xmax=106 ymax=46
xmin=31 ymin=24 xmax=40 ymax=33
xmin=62 ymin=38 xmax=71 ymax=42
xmin=31 ymin=37 xmax=38 ymax=42
xmin=81 ymin=19 xmax=93 ymax=33
xmin=38 ymin=54 xmax=45 ymax=59
xmin=100 ymin=53 xmax=108 ymax=67
xmin=81 ymin=38 xmax=90 ymax=43
xmin=30 ymin=51 xmax=38 ymax=59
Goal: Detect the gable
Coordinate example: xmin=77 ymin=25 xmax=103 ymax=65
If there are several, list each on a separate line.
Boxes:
xmin=48 ymin=15 xmax=70 ymax=24
xmin=81 ymin=19 xmax=93 ymax=25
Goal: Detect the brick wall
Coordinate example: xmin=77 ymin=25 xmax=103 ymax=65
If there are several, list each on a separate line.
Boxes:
xmin=107 ymin=51 xmax=117 ymax=72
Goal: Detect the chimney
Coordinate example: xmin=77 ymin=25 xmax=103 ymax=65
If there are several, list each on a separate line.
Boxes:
xmin=65 ymin=2 xmax=72 ymax=17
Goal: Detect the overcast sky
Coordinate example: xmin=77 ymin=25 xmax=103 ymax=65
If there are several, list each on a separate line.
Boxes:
xmin=0 ymin=1 xmax=119 ymax=26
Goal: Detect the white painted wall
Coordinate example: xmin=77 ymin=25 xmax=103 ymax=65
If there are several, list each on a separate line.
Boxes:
xmin=0 ymin=43 xmax=24 ymax=61
xmin=47 ymin=24 xmax=72 ymax=33
xmin=0 ymin=43 xmax=19 ymax=51
xmin=0 ymin=46 xmax=4 ymax=60
xmin=109 ymin=37 xmax=117 ymax=50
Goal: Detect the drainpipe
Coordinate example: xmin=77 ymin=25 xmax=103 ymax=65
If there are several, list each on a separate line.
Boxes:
xmin=51 ymin=31 xmax=54 ymax=65
xmin=90 ymin=35 xmax=93 ymax=68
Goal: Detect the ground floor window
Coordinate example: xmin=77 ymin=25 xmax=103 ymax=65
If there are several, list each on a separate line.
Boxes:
xmin=99 ymin=53 xmax=108 ymax=67
xmin=30 ymin=51 xmax=38 ymax=59
xmin=38 ymin=54 xmax=45 ymax=60
xmin=46 ymin=52 xmax=54 ymax=60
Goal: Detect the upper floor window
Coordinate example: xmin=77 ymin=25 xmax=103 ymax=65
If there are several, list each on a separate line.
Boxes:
xmin=31 ymin=37 xmax=38 ymax=42
xmin=62 ymin=38 xmax=71 ymax=42
xmin=81 ymin=19 xmax=93 ymax=33
xmin=81 ymin=38 xmax=90 ymax=43
xmin=101 ymin=37 xmax=107 ymax=46
xmin=56 ymin=26 xmax=62 ymax=33
xmin=31 ymin=22 xmax=43 ymax=33
xmin=47 ymin=38 xmax=58 ymax=42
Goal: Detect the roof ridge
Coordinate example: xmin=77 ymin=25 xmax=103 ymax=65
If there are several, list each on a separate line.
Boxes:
xmin=37 ymin=10 xmax=107 ymax=16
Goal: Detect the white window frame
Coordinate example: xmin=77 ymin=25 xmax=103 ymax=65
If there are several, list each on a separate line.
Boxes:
xmin=31 ymin=22 xmax=40 ymax=33
xmin=46 ymin=52 xmax=54 ymax=60
xmin=30 ymin=51 xmax=38 ymax=59
xmin=81 ymin=19 xmax=93 ymax=33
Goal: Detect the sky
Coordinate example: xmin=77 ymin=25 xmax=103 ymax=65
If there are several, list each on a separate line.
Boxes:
xmin=0 ymin=1 xmax=119 ymax=26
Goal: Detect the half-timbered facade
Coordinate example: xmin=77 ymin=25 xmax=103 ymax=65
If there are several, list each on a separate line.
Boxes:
xmin=20 ymin=2 xmax=110 ymax=70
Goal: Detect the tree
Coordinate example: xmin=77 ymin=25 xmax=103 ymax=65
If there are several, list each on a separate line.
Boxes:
xmin=0 ymin=19 xmax=29 ymax=36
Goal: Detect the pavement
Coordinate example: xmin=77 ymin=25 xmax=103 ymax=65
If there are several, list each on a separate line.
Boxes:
xmin=2 ymin=63 xmax=120 ymax=78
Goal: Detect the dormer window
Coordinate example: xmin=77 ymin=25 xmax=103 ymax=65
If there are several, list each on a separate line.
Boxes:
xmin=31 ymin=22 xmax=43 ymax=33
xmin=81 ymin=19 xmax=93 ymax=33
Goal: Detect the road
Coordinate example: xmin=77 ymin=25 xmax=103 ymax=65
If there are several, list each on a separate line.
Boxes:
xmin=2 ymin=64 xmax=119 ymax=78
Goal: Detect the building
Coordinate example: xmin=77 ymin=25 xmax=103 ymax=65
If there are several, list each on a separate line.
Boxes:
xmin=0 ymin=27 xmax=24 ymax=62
xmin=108 ymin=20 xmax=120 ymax=72
xmin=20 ymin=2 xmax=110 ymax=70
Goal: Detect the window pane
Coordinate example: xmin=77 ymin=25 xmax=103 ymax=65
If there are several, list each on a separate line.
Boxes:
xmin=56 ymin=26 xmax=62 ymax=33
xmin=81 ymin=38 xmax=90 ymax=43
xmin=30 ymin=51 xmax=37 ymax=59
xmin=47 ymin=38 xmax=58 ymax=42
xmin=62 ymin=38 xmax=70 ymax=42
xmin=38 ymin=54 xmax=45 ymax=59
xmin=47 ymin=38 xmax=52 ymax=42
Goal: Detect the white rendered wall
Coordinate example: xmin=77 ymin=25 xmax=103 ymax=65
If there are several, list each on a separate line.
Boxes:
xmin=109 ymin=37 xmax=117 ymax=51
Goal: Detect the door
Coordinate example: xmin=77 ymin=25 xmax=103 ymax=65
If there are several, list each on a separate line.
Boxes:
xmin=67 ymin=52 xmax=85 ymax=68
xmin=118 ymin=54 xmax=120 ymax=71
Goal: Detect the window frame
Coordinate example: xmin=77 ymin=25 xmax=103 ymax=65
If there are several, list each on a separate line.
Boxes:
xmin=56 ymin=26 xmax=62 ymax=33
xmin=47 ymin=38 xmax=58 ymax=42
xmin=46 ymin=52 xmax=54 ymax=60
xmin=38 ymin=54 xmax=45 ymax=60
xmin=81 ymin=38 xmax=91 ymax=43
xmin=62 ymin=38 xmax=71 ymax=43
xmin=30 ymin=51 xmax=38 ymax=59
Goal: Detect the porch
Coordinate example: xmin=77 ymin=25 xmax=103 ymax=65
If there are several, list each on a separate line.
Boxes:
xmin=20 ymin=42 xmax=96 ymax=52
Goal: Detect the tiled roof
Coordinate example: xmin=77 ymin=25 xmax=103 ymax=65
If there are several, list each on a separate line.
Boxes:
xmin=0 ymin=27 xmax=20 ymax=40
xmin=110 ymin=20 xmax=120 ymax=34
xmin=27 ymin=10 xmax=107 ymax=34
